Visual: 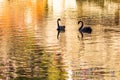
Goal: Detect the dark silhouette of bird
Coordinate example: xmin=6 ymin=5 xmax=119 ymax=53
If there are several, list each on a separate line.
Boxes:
xmin=57 ymin=18 xmax=65 ymax=31
xmin=56 ymin=18 xmax=65 ymax=39
xmin=78 ymin=21 xmax=92 ymax=33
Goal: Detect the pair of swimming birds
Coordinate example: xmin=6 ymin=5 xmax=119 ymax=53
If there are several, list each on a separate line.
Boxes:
xmin=57 ymin=18 xmax=92 ymax=33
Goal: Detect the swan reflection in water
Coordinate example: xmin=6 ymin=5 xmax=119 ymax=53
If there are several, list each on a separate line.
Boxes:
xmin=56 ymin=18 xmax=65 ymax=39
xmin=78 ymin=21 xmax=92 ymax=38
xmin=57 ymin=30 xmax=65 ymax=39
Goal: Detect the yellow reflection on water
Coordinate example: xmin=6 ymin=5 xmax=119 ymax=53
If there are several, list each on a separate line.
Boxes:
xmin=65 ymin=0 xmax=77 ymax=10
xmin=67 ymin=67 xmax=73 ymax=80
xmin=0 ymin=0 xmax=3 ymax=2
xmin=32 ymin=0 xmax=36 ymax=3
xmin=48 ymin=0 xmax=77 ymax=16
xmin=53 ymin=0 xmax=64 ymax=14
xmin=25 ymin=8 xmax=32 ymax=26
xmin=104 ymin=1 xmax=118 ymax=14
xmin=0 ymin=2 xmax=3 ymax=15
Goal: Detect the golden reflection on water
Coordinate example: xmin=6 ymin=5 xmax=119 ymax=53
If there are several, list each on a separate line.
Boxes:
xmin=65 ymin=0 xmax=77 ymax=10
xmin=0 ymin=0 xmax=120 ymax=80
xmin=52 ymin=0 xmax=64 ymax=14
xmin=25 ymin=8 xmax=32 ymax=26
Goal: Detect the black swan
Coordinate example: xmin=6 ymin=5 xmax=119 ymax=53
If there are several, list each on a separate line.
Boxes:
xmin=57 ymin=18 xmax=65 ymax=31
xmin=78 ymin=21 xmax=92 ymax=33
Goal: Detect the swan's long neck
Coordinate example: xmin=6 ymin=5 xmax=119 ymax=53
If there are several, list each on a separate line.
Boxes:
xmin=57 ymin=20 xmax=60 ymax=27
xmin=79 ymin=21 xmax=83 ymax=30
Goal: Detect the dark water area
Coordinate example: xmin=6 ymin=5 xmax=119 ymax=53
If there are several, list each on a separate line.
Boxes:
xmin=0 ymin=0 xmax=120 ymax=80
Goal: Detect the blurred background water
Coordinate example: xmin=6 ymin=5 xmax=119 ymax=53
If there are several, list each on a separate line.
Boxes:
xmin=0 ymin=0 xmax=120 ymax=80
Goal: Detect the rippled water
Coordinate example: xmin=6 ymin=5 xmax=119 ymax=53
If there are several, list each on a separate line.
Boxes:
xmin=0 ymin=0 xmax=120 ymax=80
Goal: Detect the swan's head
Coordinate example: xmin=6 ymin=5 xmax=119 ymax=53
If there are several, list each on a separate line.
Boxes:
xmin=78 ymin=21 xmax=83 ymax=24
xmin=57 ymin=18 xmax=61 ymax=21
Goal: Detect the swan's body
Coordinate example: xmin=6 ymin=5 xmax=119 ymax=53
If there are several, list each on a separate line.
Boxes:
xmin=78 ymin=21 xmax=92 ymax=33
xmin=57 ymin=18 xmax=65 ymax=31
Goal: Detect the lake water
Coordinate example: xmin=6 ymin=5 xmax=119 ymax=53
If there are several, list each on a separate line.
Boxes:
xmin=0 ymin=0 xmax=120 ymax=80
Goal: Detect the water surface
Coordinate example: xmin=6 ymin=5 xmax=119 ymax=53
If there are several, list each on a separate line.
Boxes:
xmin=0 ymin=0 xmax=120 ymax=80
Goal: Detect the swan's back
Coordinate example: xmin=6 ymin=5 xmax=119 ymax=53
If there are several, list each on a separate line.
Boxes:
xmin=80 ymin=26 xmax=92 ymax=33
xmin=57 ymin=26 xmax=65 ymax=31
